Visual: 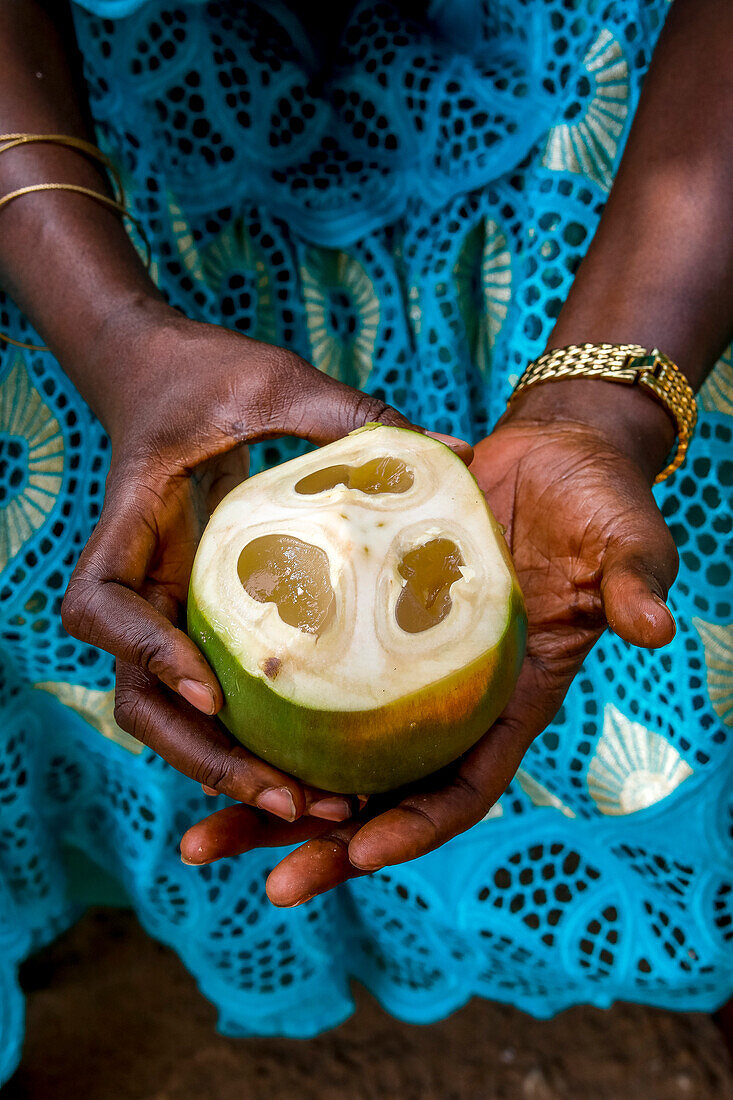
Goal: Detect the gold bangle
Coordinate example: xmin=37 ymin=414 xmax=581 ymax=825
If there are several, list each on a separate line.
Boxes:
xmin=0 ymin=133 xmax=127 ymax=205
xmin=0 ymin=133 xmax=151 ymax=353
xmin=509 ymin=342 xmax=697 ymax=483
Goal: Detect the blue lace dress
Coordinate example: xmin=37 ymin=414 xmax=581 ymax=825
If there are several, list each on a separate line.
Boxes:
xmin=1 ymin=0 xmax=732 ymax=1081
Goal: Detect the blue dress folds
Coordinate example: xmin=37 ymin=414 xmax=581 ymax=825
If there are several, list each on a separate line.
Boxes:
xmin=1 ymin=0 xmax=732 ymax=1081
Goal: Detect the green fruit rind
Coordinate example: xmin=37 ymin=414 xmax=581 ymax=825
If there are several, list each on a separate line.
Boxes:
xmin=188 ymin=583 xmax=527 ymax=794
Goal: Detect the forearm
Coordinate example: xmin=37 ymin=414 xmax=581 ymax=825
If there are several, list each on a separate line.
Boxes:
xmin=0 ymin=0 xmax=171 ymax=430
xmin=509 ymin=0 xmax=733 ymax=476
xmin=549 ymin=0 xmax=733 ymax=384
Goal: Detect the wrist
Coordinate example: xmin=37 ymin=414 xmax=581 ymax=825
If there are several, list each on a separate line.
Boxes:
xmin=67 ymin=294 xmax=182 ymax=441
xmin=501 ymin=377 xmax=676 ymax=484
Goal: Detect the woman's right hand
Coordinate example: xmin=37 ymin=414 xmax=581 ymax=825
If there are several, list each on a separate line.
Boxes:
xmin=60 ymin=304 xmax=436 ymax=823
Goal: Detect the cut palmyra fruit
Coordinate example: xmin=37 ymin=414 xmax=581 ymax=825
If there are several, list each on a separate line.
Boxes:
xmin=188 ymin=424 xmax=526 ymax=792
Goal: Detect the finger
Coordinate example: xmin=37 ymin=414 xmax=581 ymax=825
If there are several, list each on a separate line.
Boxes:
xmin=602 ymin=561 xmax=677 ymax=648
xmin=601 ymin=515 xmax=679 ymax=649
xmin=203 ymin=779 xmax=356 ymax=821
xmin=246 ymin=348 xmax=473 ymax=462
xmin=180 ymin=804 xmax=335 ymax=865
xmin=425 ymin=431 xmax=474 ymax=466
xmin=265 ymin=820 xmax=367 ymax=906
xmin=114 ymin=661 xmax=309 ymax=819
xmin=61 ymin=479 xmax=222 ymax=714
xmin=304 ymin=791 xmax=356 ymax=821
xmin=180 ymin=799 xmax=371 ymax=904
xmin=203 ymin=777 xmax=355 ymax=822
xmin=247 ymin=349 xmax=410 ymax=443
xmin=181 ymin=802 xmax=372 ymax=905
xmin=347 ymin=658 xmax=561 ymax=873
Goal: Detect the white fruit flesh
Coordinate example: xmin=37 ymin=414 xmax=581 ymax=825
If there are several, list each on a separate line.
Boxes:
xmin=190 ymin=426 xmax=514 ymax=712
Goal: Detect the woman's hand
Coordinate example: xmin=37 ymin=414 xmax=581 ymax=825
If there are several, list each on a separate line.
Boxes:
xmin=61 ymin=305 xmax=435 ymax=822
xmin=179 ymin=380 xmax=679 ymax=899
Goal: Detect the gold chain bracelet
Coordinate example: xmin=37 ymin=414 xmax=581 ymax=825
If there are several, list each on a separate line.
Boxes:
xmin=0 ymin=133 xmax=151 ymax=353
xmin=510 ymin=342 xmax=697 ymax=483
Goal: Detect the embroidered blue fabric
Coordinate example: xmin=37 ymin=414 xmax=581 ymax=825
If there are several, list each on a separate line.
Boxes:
xmin=1 ymin=0 xmax=732 ymax=1081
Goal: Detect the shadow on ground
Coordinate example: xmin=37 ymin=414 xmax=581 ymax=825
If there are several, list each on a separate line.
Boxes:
xmin=6 ymin=909 xmax=733 ymax=1099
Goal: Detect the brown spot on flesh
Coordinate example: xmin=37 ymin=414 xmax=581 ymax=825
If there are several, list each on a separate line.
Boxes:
xmin=261 ymin=656 xmax=282 ymax=680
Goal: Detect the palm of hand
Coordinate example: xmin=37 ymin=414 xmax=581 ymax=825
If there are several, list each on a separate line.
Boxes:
xmin=470 ymin=422 xmax=678 ymax=743
xmin=140 ymin=446 xmax=250 ymax=609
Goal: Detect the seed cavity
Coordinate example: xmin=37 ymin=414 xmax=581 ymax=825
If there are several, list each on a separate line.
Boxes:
xmin=295 ymin=457 xmax=414 ymax=496
xmin=238 ymin=534 xmax=335 ymax=636
xmin=395 ymin=538 xmax=464 ymax=634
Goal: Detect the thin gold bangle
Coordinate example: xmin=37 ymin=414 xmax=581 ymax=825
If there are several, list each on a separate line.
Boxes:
xmin=0 ymin=134 xmax=152 ymax=353
xmin=0 ymin=133 xmax=127 ymax=206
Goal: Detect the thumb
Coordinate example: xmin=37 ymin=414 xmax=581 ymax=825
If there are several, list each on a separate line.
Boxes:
xmin=253 ymin=351 xmax=473 ymax=463
xmin=601 ymin=528 xmax=679 ymax=650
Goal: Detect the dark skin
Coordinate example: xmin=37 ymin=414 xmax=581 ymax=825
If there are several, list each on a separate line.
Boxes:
xmin=1 ymin=1 xmax=731 ymax=902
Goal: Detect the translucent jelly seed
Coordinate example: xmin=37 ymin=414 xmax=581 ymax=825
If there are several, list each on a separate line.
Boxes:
xmin=295 ymin=456 xmax=414 ymax=495
xmin=238 ymin=534 xmax=335 ymax=636
xmin=395 ymin=538 xmax=464 ymax=634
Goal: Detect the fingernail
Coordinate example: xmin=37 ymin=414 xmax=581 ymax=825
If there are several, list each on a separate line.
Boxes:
xmin=351 ymin=857 xmax=384 ymax=872
xmin=202 ymin=784 xmax=219 ymax=796
xmin=257 ymin=787 xmax=298 ymax=821
xmin=181 ymin=854 xmax=199 ymax=866
xmin=286 ymin=893 xmax=315 ymax=908
xmin=357 ymin=795 xmax=369 ymax=810
xmin=179 ymin=679 xmax=217 ymax=715
xmin=309 ymin=797 xmax=352 ymax=822
xmin=426 ymin=431 xmax=472 ymax=453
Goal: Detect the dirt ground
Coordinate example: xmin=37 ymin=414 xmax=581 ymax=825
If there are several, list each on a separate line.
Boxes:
xmin=6 ymin=908 xmax=733 ymax=1099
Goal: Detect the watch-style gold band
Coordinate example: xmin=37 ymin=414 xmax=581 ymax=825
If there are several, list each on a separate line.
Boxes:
xmin=510 ymin=342 xmax=697 ymax=483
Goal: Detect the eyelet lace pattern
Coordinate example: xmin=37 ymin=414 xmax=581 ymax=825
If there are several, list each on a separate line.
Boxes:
xmin=0 ymin=0 xmax=731 ymax=1080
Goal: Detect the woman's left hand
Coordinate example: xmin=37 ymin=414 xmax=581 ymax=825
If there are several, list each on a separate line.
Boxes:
xmin=180 ymin=382 xmax=680 ymax=905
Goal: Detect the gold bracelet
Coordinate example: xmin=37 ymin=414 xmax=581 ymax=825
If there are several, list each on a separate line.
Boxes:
xmin=509 ymin=342 xmax=697 ymax=483
xmin=0 ymin=133 xmax=151 ymax=353
xmin=0 ymin=133 xmax=127 ymax=204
